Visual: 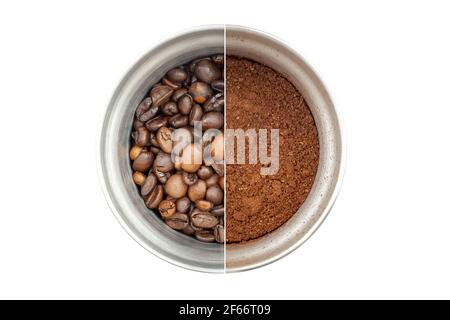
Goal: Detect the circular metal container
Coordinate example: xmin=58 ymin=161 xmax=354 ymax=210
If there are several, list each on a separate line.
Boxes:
xmin=99 ymin=25 xmax=344 ymax=273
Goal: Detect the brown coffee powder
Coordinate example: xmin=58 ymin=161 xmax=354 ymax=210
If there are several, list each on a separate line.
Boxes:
xmin=226 ymin=56 xmax=320 ymax=243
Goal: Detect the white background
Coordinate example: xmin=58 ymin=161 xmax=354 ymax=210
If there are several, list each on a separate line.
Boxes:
xmin=0 ymin=0 xmax=449 ymax=299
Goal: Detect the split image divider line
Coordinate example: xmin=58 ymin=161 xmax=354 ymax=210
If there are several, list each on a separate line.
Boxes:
xmin=223 ymin=24 xmax=227 ymax=273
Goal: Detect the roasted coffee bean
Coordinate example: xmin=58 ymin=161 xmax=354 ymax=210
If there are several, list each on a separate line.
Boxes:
xmin=165 ymin=212 xmax=189 ymax=230
xmin=191 ymin=210 xmax=219 ymax=229
xmin=166 ymin=67 xmax=188 ymax=83
xmin=206 ymin=185 xmax=223 ymax=205
xmin=133 ymin=119 xmax=145 ymax=130
xmin=214 ymin=225 xmax=224 ymax=243
xmin=150 ymin=146 xmax=160 ymax=154
xmin=158 ymin=199 xmax=176 ymax=219
xmin=178 ymin=94 xmax=193 ymax=115
xmin=172 ymin=88 xmax=188 ymax=102
xmin=211 ymin=54 xmax=224 ymax=65
xmin=145 ymin=185 xmax=164 ymax=209
xmin=197 ymin=165 xmax=214 ymax=179
xmin=195 ymin=200 xmax=214 ymax=211
xmin=210 ymin=205 xmax=224 ymax=216
xmin=188 ymin=179 xmax=207 ymax=202
xmin=140 ymin=173 xmax=158 ymax=197
xmin=181 ymin=144 xmax=202 ymax=173
xmin=211 ymin=79 xmax=224 ymax=92
xmin=145 ymin=115 xmax=169 ymax=132
xmin=212 ymin=163 xmax=224 ymax=176
xmin=205 ymin=173 xmax=220 ymax=187
xmin=195 ymin=230 xmax=215 ymax=243
xmin=150 ymin=131 xmax=159 ymax=147
xmin=219 ymin=176 xmax=224 ymax=190
xmin=189 ymin=82 xmax=213 ymax=104
xmin=135 ymin=97 xmax=152 ymax=118
xmin=129 ymin=145 xmax=143 ymax=161
xmin=176 ymin=196 xmax=191 ymax=213
xmin=189 ymin=104 xmax=203 ymax=126
xmin=203 ymin=93 xmax=224 ymax=112
xmin=153 ymin=152 xmax=174 ymax=173
xmin=201 ymin=111 xmax=223 ymax=130
xmin=194 ymin=59 xmax=221 ymax=84
xmin=156 ymin=127 xmax=173 ymax=153
xmin=162 ymin=77 xmax=181 ymax=90
xmin=132 ymin=171 xmax=146 ymax=186
xmin=133 ymin=127 xmax=151 ymax=147
xmin=189 ymin=57 xmax=208 ymax=73
xmin=165 ymin=174 xmax=188 ymax=199
xmin=132 ymin=150 xmax=154 ymax=172
xmin=182 ymin=171 xmax=198 ymax=186
xmin=154 ymin=168 xmax=171 ymax=184
xmin=161 ymin=101 xmax=178 ymax=116
xmin=169 ymin=114 xmax=189 ymax=128
xmin=150 ymin=85 xmax=173 ymax=107
xmin=139 ymin=104 xmax=159 ymax=122
xmin=182 ymin=224 xmax=195 ymax=236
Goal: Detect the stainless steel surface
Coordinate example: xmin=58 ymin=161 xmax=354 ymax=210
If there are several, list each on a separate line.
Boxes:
xmin=99 ymin=26 xmax=225 ymax=273
xmin=226 ymin=25 xmax=345 ymax=272
xmin=99 ymin=25 xmax=344 ymax=273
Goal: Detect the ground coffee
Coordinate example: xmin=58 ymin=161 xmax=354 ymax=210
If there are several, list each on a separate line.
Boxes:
xmin=226 ymin=56 xmax=320 ymax=243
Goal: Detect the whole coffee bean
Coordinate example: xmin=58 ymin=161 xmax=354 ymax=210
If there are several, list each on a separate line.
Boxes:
xmin=140 ymin=173 xmax=158 ymax=197
xmin=165 ymin=212 xmax=189 ymax=230
xmin=178 ymin=94 xmax=193 ymax=115
xmin=206 ymin=185 xmax=223 ymax=205
xmin=133 ymin=127 xmax=150 ymax=147
xmin=150 ymin=85 xmax=173 ymax=107
xmin=176 ymin=196 xmax=191 ymax=213
xmin=219 ymin=176 xmax=224 ymax=190
xmin=150 ymin=131 xmax=159 ymax=147
xmin=182 ymin=171 xmax=198 ymax=186
xmin=181 ymin=144 xmax=202 ymax=173
xmin=197 ymin=165 xmax=214 ymax=179
xmin=132 ymin=171 xmax=146 ymax=186
xmin=189 ymin=82 xmax=213 ymax=104
xmin=158 ymin=199 xmax=176 ymax=219
xmin=150 ymin=146 xmax=160 ymax=154
xmin=205 ymin=173 xmax=219 ymax=187
xmin=195 ymin=200 xmax=214 ymax=211
xmin=139 ymin=104 xmax=159 ymax=122
xmin=156 ymin=127 xmax=173 ymax=153
xmin=201 ymin=112 xmax=223 ymax=130
xmin=169 ymin=114 xmax=189 ymax=128
xmin=182 ymin=224 xmax=195 ymax=236
xmin=203 ymin=93 xmax=224 ymax=112
xmin=161 ymin=101 xmax=178 ymax=116
xmin=195 ymin=230 xmax=215 ymax=243
xmin=211 ymin=54 xmax=224 ymax=65
xmin=189 ymin=104 xmax=203 ymax=126
xmin=212 ymin=163 xmax=224 ymax=177
xmin=165 ymin=174 xmax=188 ymax=199
xmin=145 ymin=115 xmax=169 ymax=132
xmin=145 ymin=185 xmax=164 ymax=209
xmin=194 ymin=59 xmax=221 ymax=84
xmin=172 ymin=88 xmax=188 ymax=102
xmin=210 ymin=205 xmax=224 ymax=216
xmin=153 ymin=152 xmax=174 ymax=173
xmin=162 ymin=77 xmax=181 ymax=90
xmin=189 ymin=57 xmax=207 ymax=73
xmin=135 ymin=97 xmax=152 ymax=118
xmin=188 ymin=179 xmax=207 ymax=202
xmin=129 ymin=145 xmax=143 ymax=161
xmin=132 ymin=150 xmax=154 ymax=172
xmin=211 ymin=79 xmax=224 ymax=92
xmin=154 ymin=168 xmax=171 ymax=184
xmin=166 ymin=67 xmax=188 ymax=83
xmin=214 ymin=225 xmax=224 ymax=243
xmin=191 ymin=210 xmax=219 ymax=229
xmin=133 ymin=119 xmax=145 ymax=130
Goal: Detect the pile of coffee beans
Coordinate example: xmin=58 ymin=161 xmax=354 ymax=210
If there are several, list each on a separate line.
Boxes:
xmin=130 ymin=55 xmax=224 ymax=243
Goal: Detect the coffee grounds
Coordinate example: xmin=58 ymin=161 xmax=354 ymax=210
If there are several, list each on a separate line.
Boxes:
xmin=226 ymin=56 xmax=320 ymax=243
